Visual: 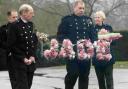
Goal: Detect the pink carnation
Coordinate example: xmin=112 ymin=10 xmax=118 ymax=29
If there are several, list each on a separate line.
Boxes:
xmin=83 ymin=39 xmax=93 ymax=48
xmin=77 ymin=39 xmax=94 ymax=60
xmin=77 ymin=43 xmax=84 ymax=51
xmin=50 ymin=39 xmax=58 ymax=49
xmin=59 ymin=39 xmax=75 ymax=59
xmin=96 ymin=53 xmax=104 ymax=60
xmin=43 ymin=39 xmax=59 ymax=59
xmin=104 ymin=54 xmax=112 ymax=61
xmin=94 ymin=40 xmax=112 ymax=61
xmin=78 ymin=50 xmax=88 ymax=60
xmin=62 ymin=39 xmax=73 ymax=48
xmin=98 ymin=29 xmax=108 ymax=34
xmin=59 ymin=48 xmax=66 ymax=58
xmin=43 ymin=50 xmax=51 ymax=59
xmin=49 ymin=48 xmax=58 ymax=59
xmin=87 ymin=48 xmax=94 ymax=58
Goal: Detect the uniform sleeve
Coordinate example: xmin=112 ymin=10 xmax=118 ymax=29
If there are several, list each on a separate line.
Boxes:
xmin=105 ymin=25 xmax=113 ymax=32
xmin=0 ymin=26 xmax=4 ymax=47
xmin=31 ymin=32 xmax=39 ymax=60
xmin=6 ymin=23 xmax=17 ymax=47
xmin=109 ymin=25 xmax=116 ymax=46
xmin=0 ymin=25 xmax=7 ymax=49
xmin=57 ymin=17 xmax=69 ymax=43
xmin=7 ymin=23 xmax=26 ymax=62
xmin=105 ymin=24 xmax=116 ymax=46
xmin=30 ymin=23 xmax=39 ymax=60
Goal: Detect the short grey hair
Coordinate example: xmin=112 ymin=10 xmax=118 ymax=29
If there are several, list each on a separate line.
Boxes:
xmin=95 ymin=11 xmax=106 ymax=20
xmin=72 ymin=0 xmax=85 ymax=8
xmin=19 ymin=4 xmax=33 ymax=15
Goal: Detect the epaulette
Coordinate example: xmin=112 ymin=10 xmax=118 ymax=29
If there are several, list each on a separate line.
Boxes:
xmin=62 ymin=15 xmax=71 ymax=19
xmin=86 ymin=17 xmax=93 ymax=25
xmin=15 ymin=19 xmax=20 ymax=23
xmin=0 ymin=24 xmax=7 ymax=28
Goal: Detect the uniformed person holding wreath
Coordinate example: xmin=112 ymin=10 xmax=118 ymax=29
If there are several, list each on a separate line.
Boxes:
xmin=57 ymin=1 xmax=96 ymax=89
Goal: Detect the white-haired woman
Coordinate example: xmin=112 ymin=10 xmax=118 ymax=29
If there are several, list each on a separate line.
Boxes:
xmin=92 ymin=11 xmax=115 ymax=89
xmin=6 ymin=4 xmax=38 ymax=89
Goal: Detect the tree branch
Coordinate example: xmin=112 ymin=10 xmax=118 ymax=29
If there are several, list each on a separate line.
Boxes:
xmin=105 ymin=0 xmax=126 ymax=16
xmin=32 ymin=0 xmax=64 ymax=16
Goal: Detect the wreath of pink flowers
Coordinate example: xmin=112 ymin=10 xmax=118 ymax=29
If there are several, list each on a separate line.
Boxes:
xmin=43 ymin=39 xmax=59 ymax=60
xmin=93 ymin=40 xmax=112 ymax=61
xmin=59 ymin=39 xmax=75 ymax=59
xmin=94 ymin=29 xmax=123 ymax=61
xmin=77 ymin=39 xmax=94 ymax=60
xmin=43 ymin=39 xmax=94 ymax=60
xmin=43 ymin=29 xmax=122 ymax=61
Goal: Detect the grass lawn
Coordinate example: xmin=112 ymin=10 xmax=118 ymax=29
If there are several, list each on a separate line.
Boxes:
xmin=42 ymin=61 xmax=128 ymax=69
xmin=114 ymin=61 xmax=128 ymax=68
xmin=59 ymin=61 xmax=128 ymax=69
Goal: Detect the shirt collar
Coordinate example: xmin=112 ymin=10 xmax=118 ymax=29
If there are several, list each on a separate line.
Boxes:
xmin=20 ymin=17 xmax=28 ymax=23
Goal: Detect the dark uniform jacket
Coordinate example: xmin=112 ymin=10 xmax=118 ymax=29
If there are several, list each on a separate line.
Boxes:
xmin=7 ymin=18 xmax=38 ymax=71
xmin=92 ymin=24 xmax=115 ymax=67
xmin=57 ymin=14 xmax=95 ymax=45
xmin=0 ymin=23 xmax=11 ymax=68
xmin=0 ymin=23 xmax=11 ymax=51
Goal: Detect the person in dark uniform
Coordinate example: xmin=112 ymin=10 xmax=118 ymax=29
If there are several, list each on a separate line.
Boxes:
xmin=57 ymin=1 xmax=95 ymax=89
xmin=92 ymin=11 xmax=115 ymax=89
xmin=0 ymin=10 xmax=18 ymax=89
xmin=6 ymin=4 xmax=38 ymax=89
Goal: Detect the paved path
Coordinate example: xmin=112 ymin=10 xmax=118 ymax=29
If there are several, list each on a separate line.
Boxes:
xmin=0 ymin=66 xmax=128 ymax=89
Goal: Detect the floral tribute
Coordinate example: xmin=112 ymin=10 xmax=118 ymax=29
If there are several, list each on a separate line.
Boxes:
xmin=93 ymin=40 xmax=112 ymax=61
xmin=42 ymin=29 xmax=122 ymax=61
xmin=43 ymin=39 xmax=94 ymax=60
xmin=98 ymin=29 xmax=123 ymax=41
xmin=59 ymin=39 xmax=75 ymax=59
xmin=77 ymin=39 xmax=94 ymax=60
xmin=94 ymin=28 xmax=123 ymax=61
xmin=36 ymin=32 xmax=49 ymax=42
xmin=43 ymin=39 xmax=59 ymax=60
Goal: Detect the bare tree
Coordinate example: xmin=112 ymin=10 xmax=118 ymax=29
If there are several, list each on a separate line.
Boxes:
xmin=82 ymin=0 xmax=128 ymax=17
xmin=32 ymin=0 xmax=69 ymax=16
xmin=83 ymin=0 xmax=98 ymax=16
xmin=31 ymin=0 xmax=128 ymax=17
xmin=66 ymin=0 xmax=72 ymax=14
xmin=103 ymin=0 xmax=128 ymax=16
xmin=30 ymin=0 xmax=128 ymax=31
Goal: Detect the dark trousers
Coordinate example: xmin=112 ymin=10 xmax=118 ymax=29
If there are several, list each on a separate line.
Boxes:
xmin=94 ymin=65 xmax=114 ymax=89
xmin=7 ymin=55 xmax=34 ymax=89
xmin=65 ymin=59 xmax=91 ymax=89
xmin=15 ymin=69 xmax=34 ymax=89
xmin=7 ymin=55 xmax=16 ymax=89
